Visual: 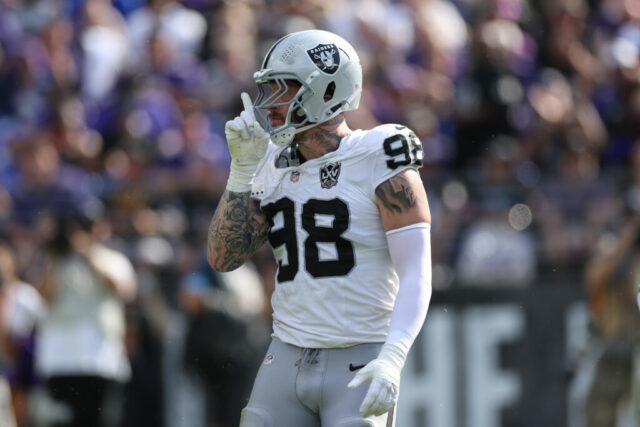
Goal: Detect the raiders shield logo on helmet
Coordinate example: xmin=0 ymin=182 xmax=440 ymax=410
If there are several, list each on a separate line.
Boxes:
xmin=319 ymin=162 xmax=341 ymax=189
xmin=307 ymin=44 xmax=340 ymax=75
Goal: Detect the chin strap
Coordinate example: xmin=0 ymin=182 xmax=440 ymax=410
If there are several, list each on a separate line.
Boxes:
xmin=271 ymin=126 xmax=297 ymax=147
xmin=271 ymin=111 xmax=343 ymax=146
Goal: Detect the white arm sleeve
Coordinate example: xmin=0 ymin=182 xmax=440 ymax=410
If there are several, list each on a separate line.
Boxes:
xmin=385 ymin=223 xmax=432 ymax=358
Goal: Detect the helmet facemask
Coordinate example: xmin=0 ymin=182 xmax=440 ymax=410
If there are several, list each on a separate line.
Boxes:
xmin=253 ymin=70 xmax=320 ymax=146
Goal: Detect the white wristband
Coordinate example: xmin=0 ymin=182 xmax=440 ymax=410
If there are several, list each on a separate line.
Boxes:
xmin=378 ymin=342 xmax=408 ymax=372
xmin=226 ymin=159 xmax=258 ymax=193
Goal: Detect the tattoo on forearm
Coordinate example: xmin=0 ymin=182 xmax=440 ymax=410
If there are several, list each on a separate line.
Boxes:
xmin=207 ymin=191 xmax=269 ymax=271
xmin=375 ymin=174 xmax=419 ymax=215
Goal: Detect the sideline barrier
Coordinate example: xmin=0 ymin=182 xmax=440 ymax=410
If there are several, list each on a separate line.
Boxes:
xmin=397 ymin=286 xmax=588 ymax=427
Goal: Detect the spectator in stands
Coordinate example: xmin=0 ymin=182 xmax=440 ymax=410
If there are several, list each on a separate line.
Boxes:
xmin=36 ymin=214 xmax=136 ymax=427
xmin=0 ymin=240 xmax=44 ymax=427
xmin=180 ymin=257 xmax=268 ymax=427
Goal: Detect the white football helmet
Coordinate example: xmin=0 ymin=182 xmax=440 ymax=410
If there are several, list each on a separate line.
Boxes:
xmin=252 ymin=30 xmax=362 ymax=146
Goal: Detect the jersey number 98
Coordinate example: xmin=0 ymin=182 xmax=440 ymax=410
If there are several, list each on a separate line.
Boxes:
xmin=263 ymin=197 xmax=355 ymax=282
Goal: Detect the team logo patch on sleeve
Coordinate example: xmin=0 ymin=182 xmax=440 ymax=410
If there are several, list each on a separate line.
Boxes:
xmin=320 ymin=162 xmax=341 ymax=188
xmin=307 ymin=44 xmax=340 ymax=75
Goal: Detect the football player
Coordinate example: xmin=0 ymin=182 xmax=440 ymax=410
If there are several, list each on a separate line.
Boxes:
xmin=207 ymin=29 xmax=432 ymax=426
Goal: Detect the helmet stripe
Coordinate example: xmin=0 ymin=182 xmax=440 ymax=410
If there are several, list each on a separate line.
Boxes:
xmin=262 ymin=34 xmax=294 ymax=69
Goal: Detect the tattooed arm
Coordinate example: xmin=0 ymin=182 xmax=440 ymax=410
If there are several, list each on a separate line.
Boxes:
xmin=207 ymin=191 xmax=270 ymax=272
xmin=375 ymin=169 xmax=431 ymax=231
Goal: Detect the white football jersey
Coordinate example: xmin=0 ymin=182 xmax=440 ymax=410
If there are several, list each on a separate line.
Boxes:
xmin=251 ymin=124 xmax=423 ymax=348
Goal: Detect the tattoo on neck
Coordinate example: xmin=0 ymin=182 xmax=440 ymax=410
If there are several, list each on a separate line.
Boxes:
xmin=298 ymin=116 xmax=347 ymax=158
xmin=315 ymin=127 xmax=342 ymax=152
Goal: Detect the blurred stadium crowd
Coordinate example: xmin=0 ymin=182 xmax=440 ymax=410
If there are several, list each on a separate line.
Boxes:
xmin=0 ymin=0 xmax=639 ymax=426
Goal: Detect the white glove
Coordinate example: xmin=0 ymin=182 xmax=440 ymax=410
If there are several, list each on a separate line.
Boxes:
xmin=347 ymin=343 xmax=407 ymax=417
xmin=224 ymin=92 xmax=270 ymax=192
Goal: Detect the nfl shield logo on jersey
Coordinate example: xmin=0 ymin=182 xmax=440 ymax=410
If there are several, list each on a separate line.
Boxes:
xmin=320 ymin=162 xmax=341 ymax=189
xmin=307 ymin=44 xmax=340 ymax=75
xmin=290 ymin=171 xmax=300 ymax=182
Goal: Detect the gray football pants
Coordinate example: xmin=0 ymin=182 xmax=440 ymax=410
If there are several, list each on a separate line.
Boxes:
xmin=240 ymin=338 xmax=395 ymax=427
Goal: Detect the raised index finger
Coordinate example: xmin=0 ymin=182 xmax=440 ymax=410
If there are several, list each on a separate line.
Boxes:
xmin=240 ymin=92 xmax=255 ymax=120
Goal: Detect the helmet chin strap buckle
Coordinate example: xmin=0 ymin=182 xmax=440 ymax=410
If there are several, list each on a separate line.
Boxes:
xmin=272 ymin=126 xmax=296 ymax=147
